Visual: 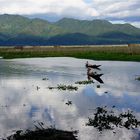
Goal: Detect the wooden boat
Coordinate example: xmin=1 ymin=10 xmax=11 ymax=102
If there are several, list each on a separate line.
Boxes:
xmin=85 ymin=61 xmax=101 ymax=70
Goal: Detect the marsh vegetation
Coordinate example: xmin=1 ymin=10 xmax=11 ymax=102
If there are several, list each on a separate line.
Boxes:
xmin=0 ymin=45 xmax=140 ymax=61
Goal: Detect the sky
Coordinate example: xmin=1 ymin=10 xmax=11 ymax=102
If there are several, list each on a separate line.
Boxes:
xmin=0 ymin=0 xmax=140 ymax=28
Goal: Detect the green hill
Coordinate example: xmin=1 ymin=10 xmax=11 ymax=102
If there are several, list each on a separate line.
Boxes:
xmin=0 ymin=14 xmax=140 ymax=45
xmin=55 ymin=18 xmax=140 ymax=36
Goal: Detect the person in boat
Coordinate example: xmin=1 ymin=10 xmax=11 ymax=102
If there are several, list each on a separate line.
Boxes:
xmin=86 ymin=61 xmax=93 ymax=67
xmin=87 ymin=67 xmax=104 ymax=83
xmin=86 ymin=61 xmax=101 ymax=70
xmin=87 ymin=67 xmax=96 ymax=75
xmin=86 ymin=61 xmax=89 ymax=68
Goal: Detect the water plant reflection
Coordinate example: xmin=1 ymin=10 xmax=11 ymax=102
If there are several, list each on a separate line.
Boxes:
xmin=7 ymin=125 xmax=78 ymax=140
xmin=86 ymin=106 xmax=140 ymax=132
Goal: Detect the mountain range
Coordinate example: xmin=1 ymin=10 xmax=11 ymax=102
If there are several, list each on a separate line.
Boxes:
xmin=0 ymin=14 xmax=140 ymax=46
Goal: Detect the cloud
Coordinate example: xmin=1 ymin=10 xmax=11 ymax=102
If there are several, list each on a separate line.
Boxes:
xmin=0 ymin=0 xmax=99 ymax=18
xmin=91 ymin=0 xmax=140 ymax=21
xmin=0 ymin=0 xmax=140 ymax=27
xmin=131 ymin=22 xmax=140 ymax=28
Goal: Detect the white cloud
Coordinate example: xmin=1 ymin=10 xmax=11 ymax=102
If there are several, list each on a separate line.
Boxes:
xmin=90 ymin=0 xmax=140 ymax=18
xmin=131 ymin=22 xmax=140 ymax=28
xmin=0 ymin=0 xmax=140 ymax=27
xmin=0 ymin=0 xmax=99 ymax=18
xmin=3 ymin=0 xmax=139 ymax=19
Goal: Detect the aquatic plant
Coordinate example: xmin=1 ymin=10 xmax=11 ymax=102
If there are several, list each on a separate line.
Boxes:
xmin=48 ymin=84 xmax=78 ymax=91
xmin=86 ymin=106 xmax=140 ymax=132
xmin=65 ymin=100 xmax=72 ymax=106
xmin=57 ymin=84 xmax=78 ymax=91
xmin=75 ymin=80 xmax=94 ymax=85
xmin=48 ymin=86 xmax=55 ymax=90
xmin=36 ymin=86 xmax=40 ymax=90
xmin=135 ymin=76 xmax=140 ymax=81
xmin=42 ymin=78 xmax=48 ymax=80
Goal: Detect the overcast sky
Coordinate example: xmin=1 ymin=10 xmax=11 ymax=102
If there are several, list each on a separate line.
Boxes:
xmin=0 ymin=0 xmax=140 ymax=27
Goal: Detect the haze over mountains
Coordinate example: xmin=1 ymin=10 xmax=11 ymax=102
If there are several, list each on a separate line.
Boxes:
xmin=0 ymin=14 xmax=140 ymax=46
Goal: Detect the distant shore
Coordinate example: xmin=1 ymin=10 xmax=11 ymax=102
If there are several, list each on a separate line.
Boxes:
xmin=0 ymin=45 xmax=140 ymax=61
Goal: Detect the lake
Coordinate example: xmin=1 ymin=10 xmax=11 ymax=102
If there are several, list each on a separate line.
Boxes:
xmin=0 ymin=57 xmax=140 ymax=140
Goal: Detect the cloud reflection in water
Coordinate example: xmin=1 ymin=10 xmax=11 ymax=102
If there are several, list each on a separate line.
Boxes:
xmin=0 ymin=57 xmax=140 ymax=139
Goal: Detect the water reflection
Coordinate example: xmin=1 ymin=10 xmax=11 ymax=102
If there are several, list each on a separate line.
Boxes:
xmin=86 ymin=61 xmax=104 ymax=83
xmin=0 ymin=57 xmax=140 ymax=139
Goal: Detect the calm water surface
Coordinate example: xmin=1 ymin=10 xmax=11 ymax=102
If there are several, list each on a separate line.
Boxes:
xmin=0 ymin=57 xmax=140 ymax=140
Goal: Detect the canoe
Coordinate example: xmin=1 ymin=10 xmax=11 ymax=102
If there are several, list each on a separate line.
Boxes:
xmin=86 ymin=63 xmax=101 ymax=70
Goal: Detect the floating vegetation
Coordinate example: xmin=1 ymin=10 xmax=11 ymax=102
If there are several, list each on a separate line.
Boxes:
xmin=42 ymin=78 xmax=48 ymax=81
xmin=36 ymin=86 xmax=40 ymax=90
xmin=48 ymin=86 xmax=55 ymax=90
xmin=75 ymin=80 xmax=94 ymax=85
xmin=135 ymin=76 xmax=140 ymax=81
xmin=7 ymin=127 xmax=78 ymax=140
xmin=48 ymin=84 xmax=78 ymax=91
xmin=65 ymin=100 xmax=72 ymax=106
xmin=86 ymin=106 xmax=140 ymax=132
xmin=58 ymin=84 xmax=78 ymax=91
